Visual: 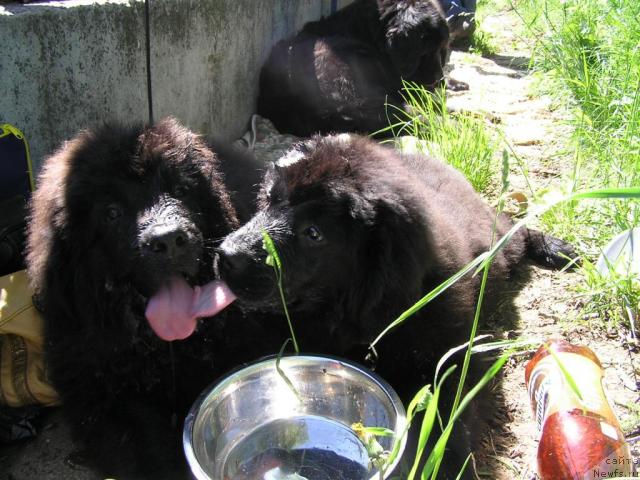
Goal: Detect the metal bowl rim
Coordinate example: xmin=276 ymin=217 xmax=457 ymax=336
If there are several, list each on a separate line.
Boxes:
xmin=182 ymin=353 xmax=407 ymax=480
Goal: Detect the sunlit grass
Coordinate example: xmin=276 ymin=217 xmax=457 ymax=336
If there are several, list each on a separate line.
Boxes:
xmin=505 ymin=0 xmax=640 ymax=328
xmin=381 ymin=82 xmax=499 ymax=194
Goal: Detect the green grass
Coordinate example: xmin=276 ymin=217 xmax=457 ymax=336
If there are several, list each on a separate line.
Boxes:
xmin=577 ymin=255 xmax=640 ymax=334
xmin=617 ymin=400 xmax=640 ymax=433
xmin=383 ymin=82 xmax=499 ymax=194
xmin=469 ymin=27 xmax=499 ymax=57
xmin=469 ymin=1 xmax=500 ymax=56
xmin=507 ymin=0 xmax=640 ymax=327
xmin=262 ymin=229 xmax=299 ymax=353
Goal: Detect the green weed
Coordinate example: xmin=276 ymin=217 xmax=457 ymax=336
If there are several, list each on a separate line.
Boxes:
xmin=381 ymin=82 xmax=499 ymax=194
xmin=507 ymin=0 xmax=640 ymax=328
xmin=262 ymin=230 xmax=300 ymax=353
xmin=470 ymin=28 xmax=498 ymax=56
xmin=616 ymin=400 xmax=640 ymax=433
xmin=577 ymin=255 xmax=640 ymax=333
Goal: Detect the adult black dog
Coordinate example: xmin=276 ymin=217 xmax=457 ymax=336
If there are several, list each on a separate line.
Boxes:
xmin=217 ymin=134 xmax=576 ymax=478
xmin=258 ymin=0 xmax=451 ymax=137
xmin=26 ymin=118 xmax=278 ymax=479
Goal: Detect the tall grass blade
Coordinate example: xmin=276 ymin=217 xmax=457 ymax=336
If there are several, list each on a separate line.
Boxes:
xmin=421 ymin=353 xmax=510 ymax=479
xmin=370 ymin=187 xmax=640 ymax=352
xmin=369 ymin=252 xmax=489 ymax=349
xmin=407 ymin=365 xmax=457 ymax=480
xmin=261 ymin=230 xmax=300 ymax=353
xmin=384 ymin=384 xmax=432 ymax=477
xmin=545 ymin=342 xmax=584 ymax=403
xmin=434 ymin=334 xmax=492 ymax=386
xmin=454 ymin=453 xmax=472 ymax=480
xmin=275 ymin=339 xmax=302 ymax=402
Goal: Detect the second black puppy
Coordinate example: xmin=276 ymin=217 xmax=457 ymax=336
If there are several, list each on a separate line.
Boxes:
xmin=218 ymin=134 xmax=575 ymax=477
xmin=258 ymin=0 xmax=450 ymax=137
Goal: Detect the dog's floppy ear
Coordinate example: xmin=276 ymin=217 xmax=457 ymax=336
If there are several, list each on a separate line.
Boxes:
xmin=386 ymin=31 xmax=423 ymax=78
xmin=27 ymin=136 xmax=84 ymax=297
xmin=332 ymin=182 xmax=377 ymax=226
xmin=347 ymin=194 xmax=432 ymax=332
xmin=260 ymin=139 xmax=316 ymax=208
xmin=258 ymin=162 xmax=289 ymax=208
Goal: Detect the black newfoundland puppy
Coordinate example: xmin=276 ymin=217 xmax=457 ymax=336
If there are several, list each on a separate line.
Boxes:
xmin=218 ymin=134 xmax=575 ymax=477
xmin=258 ymin=0 xmax=451 ymax=137
xmin=26 ymin=118 xmax=277 ymax=479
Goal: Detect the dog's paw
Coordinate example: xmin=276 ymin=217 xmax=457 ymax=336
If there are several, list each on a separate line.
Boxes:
xmin=447 ymin=77 xmax=469 ymax=91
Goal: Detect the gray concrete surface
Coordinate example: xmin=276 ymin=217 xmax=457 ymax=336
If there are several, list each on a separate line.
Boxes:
xmin=0 ymin=0 xmax=346 ymax=173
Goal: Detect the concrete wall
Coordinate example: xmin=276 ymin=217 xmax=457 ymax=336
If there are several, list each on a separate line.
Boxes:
xmin=0 ymin=0 xmax=349 ymax=173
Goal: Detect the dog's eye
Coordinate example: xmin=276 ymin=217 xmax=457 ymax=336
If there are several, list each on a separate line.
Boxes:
xmin=174 ymin=185 xmax=189 ymax=198
xmin=105 ymin=204 xmax=122 ymax=222
xmin=304 ymin=225 xmax=324 ymax=243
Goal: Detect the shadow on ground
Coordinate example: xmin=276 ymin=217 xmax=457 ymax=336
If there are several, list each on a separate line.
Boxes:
xmin=1 ymin=409 xmax=100 ymax=480
xmin=488 ymin=53 xmax=531 ymax=72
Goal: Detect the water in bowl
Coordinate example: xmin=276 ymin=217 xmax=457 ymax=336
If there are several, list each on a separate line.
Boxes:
xmin=222 ymin=415 xmax=373 ymax=480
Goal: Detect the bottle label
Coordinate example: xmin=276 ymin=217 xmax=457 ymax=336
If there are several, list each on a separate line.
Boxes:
xmin=527 ymin=352 xmax=620 ymax=430
xmin=531 ymin=373 xmax=550 ymax=432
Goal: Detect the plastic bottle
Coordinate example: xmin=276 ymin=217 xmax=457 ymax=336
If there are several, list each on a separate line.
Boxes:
xmin=524 ymin=339 xmax=634 ymax=479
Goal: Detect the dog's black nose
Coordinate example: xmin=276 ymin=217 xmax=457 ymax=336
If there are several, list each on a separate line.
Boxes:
xmin=219 ymin=249 xmax=251 ymax=273
xmin=143 ymin=225 xmax=189 ymax=258
xmin=217 ymin=244 xmax=252 ymax=275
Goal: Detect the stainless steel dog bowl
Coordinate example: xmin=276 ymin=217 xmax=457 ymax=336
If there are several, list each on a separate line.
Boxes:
xmin=596 ymin=227 xmax=640 ymax=279
xmin=183 ymin=355 xmax=407 ymax=480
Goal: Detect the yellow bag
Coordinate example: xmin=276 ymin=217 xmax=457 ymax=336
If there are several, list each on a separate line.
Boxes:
xmin=0 ymin=270 xmax=60 ymax=407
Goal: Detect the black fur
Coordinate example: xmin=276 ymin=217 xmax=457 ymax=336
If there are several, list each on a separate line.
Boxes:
xmin=257 ymin=0 xmax=451 ymax=137
xmin=26 ymin=118 xmax=278 ymax=479
xmin=217 ymin=134 xmax=576 ymax=478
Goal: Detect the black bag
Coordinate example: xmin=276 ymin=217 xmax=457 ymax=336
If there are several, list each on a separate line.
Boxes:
xmin=0 ymin=124 xmax=34 ymax=276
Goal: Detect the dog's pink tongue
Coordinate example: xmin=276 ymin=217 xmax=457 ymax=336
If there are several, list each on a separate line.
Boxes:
xmin=145 ymin=277 xmax=236 ymax=341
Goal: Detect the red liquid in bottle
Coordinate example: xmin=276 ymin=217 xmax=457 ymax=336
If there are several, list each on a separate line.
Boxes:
xmin=524 ymin=340 xmax=633 ymax=479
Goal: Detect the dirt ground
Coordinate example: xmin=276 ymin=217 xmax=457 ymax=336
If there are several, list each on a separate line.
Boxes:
xmin=444 ymin=8 xmax=640 ymax=480
xmin=2 ymin=7 xmax=639 ymax=480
